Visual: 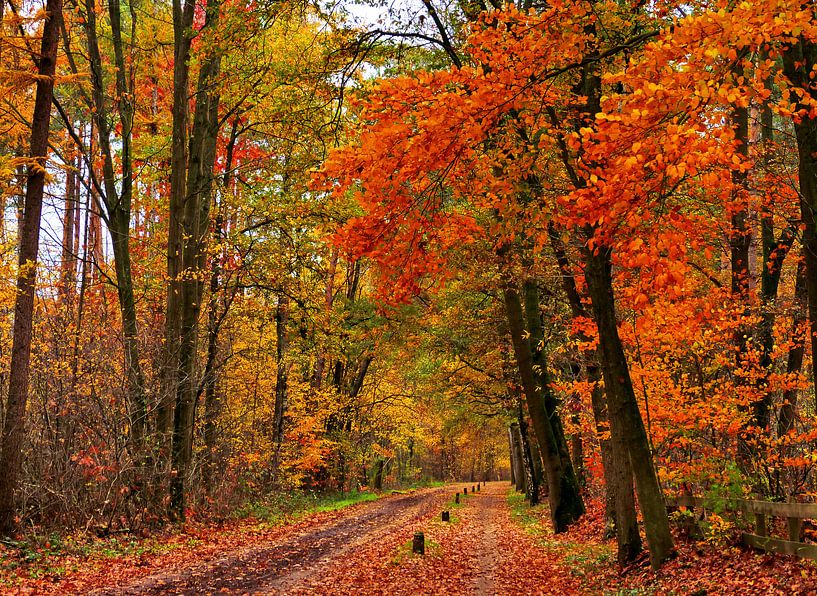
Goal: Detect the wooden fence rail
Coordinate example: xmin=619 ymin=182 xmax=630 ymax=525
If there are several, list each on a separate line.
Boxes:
xmin=665 ymin=495 xmax=817 ymax=560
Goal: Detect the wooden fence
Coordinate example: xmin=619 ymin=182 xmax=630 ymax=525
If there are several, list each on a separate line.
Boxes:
xmin=666 ymin=495 xmax=817 ymax=560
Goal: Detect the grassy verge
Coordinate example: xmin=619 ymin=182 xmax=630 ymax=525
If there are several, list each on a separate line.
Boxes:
xmin=235 ymin=490 xmax=380 ymax=526
xmin=506 ymin=490 xmax=615 ymax=589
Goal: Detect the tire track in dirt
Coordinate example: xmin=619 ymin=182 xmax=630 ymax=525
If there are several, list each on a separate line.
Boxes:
xmin=93 ymin=487 xmax=450 ymax=595
xmin=473 ymin=486 xmax=499 ymax=595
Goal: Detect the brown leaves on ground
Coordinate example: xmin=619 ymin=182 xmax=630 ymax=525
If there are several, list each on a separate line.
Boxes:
xmin=6 ymin=483 xmax=817 ymax=594
xmin=514 ymin=493 xmax=817 ymax=595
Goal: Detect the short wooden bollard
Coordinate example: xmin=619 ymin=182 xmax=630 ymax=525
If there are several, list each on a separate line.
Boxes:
xmin=442 ymin=511 xmax=450 ymax=522
xmin=455 ymin=492 xmax=460 ymax=504
xmin=477 ymin=483 xmax=480 ymax=492
xmin=413 ymin=532 xmax=425 ymax=555
xmin=472 ymin=485 xmax=476 ymax=493
xmin=464 ymin=487 xmax=468 ymax=495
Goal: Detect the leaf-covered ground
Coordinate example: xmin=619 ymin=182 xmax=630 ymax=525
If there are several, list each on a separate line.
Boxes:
xmin=3 ymin=482 xmax=817 ymax=594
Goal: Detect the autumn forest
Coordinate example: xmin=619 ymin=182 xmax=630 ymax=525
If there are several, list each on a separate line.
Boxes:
xmin=1 ymin=0 xmax=817 ymax=593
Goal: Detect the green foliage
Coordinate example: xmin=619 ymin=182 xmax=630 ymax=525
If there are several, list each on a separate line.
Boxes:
xmin=234 ymin=490 xmax=379 ymax=526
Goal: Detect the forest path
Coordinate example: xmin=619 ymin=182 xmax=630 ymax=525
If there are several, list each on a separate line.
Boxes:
xmin=81 ymin=482 xmax=577 ymax=595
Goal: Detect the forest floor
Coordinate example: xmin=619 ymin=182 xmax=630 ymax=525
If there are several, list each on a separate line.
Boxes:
xmin=3 ymin=482 xmax=817 ymax=594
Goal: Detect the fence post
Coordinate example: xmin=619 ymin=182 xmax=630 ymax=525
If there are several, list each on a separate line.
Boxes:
xmin=788 ymin=516 xmax=802 ymax=542
xmin=755 ymin=513 xmax=766 ymax=537
xmin=413 ymin=532 xmax=425 ymax=555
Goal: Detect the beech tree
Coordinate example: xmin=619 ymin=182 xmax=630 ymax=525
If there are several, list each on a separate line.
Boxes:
xmin=0 ymin=0 xmax=63 ymax=535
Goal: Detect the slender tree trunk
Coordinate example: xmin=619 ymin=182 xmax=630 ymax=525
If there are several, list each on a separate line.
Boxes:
xmin=272 ymin=293 xmax=289 ymax=474
xmin=201 ymin=123 xmax=237 ymax=496
xmin=502 ymin=279 xmax=582 ymax=531
xmin=510 ymin=422 xmax=526 ymax=493
xmin=780 ymin=259 xmax=807 ymax=437
xmin=0 ymin=0 xmax=62 ymax=535
xmin=730 ymin=98 xmax=762 ymax=469
xmin=508 ymin=426 xmax=519 ymax=487
xmin=517 ymin=404 xmax=539 ymax=505
xmin=60 ymin=155 xmax=77 ymax=303
xmin=84 ymin=0 xmax=148 ymax=453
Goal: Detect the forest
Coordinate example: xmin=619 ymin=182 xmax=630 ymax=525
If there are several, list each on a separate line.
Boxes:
xmin=2 ymin=0 xmax=817 ymax=593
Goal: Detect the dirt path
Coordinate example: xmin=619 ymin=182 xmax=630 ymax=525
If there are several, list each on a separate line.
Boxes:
xmin=90 ymin=487 xmax=451 ymax=595
xmin=80 ymin=482 xmax=576 ymax=595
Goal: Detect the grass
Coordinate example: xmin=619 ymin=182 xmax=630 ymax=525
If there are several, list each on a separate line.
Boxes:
xmin=506 ymin=490 xmax=615 ymax=588
xmin=390 ymin=536 xmax=442 ymax=565
xmin=0 ymin=531 xmax=200 ymax=586
xmin=234 ymin=489 xmax=380 ymax=526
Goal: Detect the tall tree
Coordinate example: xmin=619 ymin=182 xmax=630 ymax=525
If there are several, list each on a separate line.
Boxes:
xmin=0 ymin=0 xmax=63 ymax=535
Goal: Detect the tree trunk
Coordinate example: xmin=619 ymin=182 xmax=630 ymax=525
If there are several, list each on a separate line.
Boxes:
xmin=201 ymin=123 xmax=237 ymax=496
xmin=502 ymin=280 xmax=582 ymax=531
xmin=780 ymin=258 xmax=807 ymax=437
xmin=522 ymin=279 xmax=583 ymax=510
xmin=0 ymin=0 xmax=62 ymax=535
xmin=84 ymin=0 xmax=148 ymax=453
xmin=516 ymin=405 xmax=539 ymax=505
xmin=548 ymin=224 xmax=640 ymax=559
xmin=582 ymin=243 xmax=673 ymax=568
xmin=159 ymin=0 xmax=196 ymax=445
xmin=272 ymin=293 xmax=289 ymax=474
xmin=510 ymin=423 xmax=526 ymax=493
xmin=783 ymin=39 xmax=817 ymax=407
xmin=169 ymin=0 xmax=223 ymax=520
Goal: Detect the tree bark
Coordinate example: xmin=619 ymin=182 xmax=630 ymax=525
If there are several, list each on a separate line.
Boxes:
xmin=0 ymin=0 xmax=62 ymax=535
xmin=549 ymin=224 xmax=641 ymax=560
xmin=783 ymin=38 xmax=817 ymax=408
xmin=582 ymin=243 xmax=673 ymax=568
xmin=502 ymin=279 xmax=582 ymax=532
xmin=272 ymin=293 xmax=290 ymax=474
xmin=169 ymin=0 xmax=223 ymax=520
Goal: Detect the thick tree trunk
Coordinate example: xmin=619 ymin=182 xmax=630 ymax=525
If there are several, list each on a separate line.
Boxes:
xmin=783 ymin=39 xmax=817 ymax=407
xmin=159 ymin=0 xmax=195 ymax=444
xmin=549 ymin=224 xmax=640 ymax=560
xmin=582 ymin=243 xmax=673 ymax=568
xmin=0 ymin=0 xmax=62 ymax=535
xmin=169 ymin=0 xmax=223 ymax=520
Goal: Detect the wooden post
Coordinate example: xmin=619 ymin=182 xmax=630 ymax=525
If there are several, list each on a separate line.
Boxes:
xmin=464 ymin=487 xmax=468 ymax=495
xmin=789 ymin=517 xmax=802 ymax=542
xmin=472 ymin=485 xmax=476 ymax=493
xmin=442 ymin=511 xmax=450 ymax=522
xmin=412 ymin=532 xmax=425 ymax=555
xmin=755 ymin=513 xmax=767 ymax=537
xmin=455 ymin=492 xmax=460 ymax=504
xmin=477 ymin=483 xmax=480 ymax=492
